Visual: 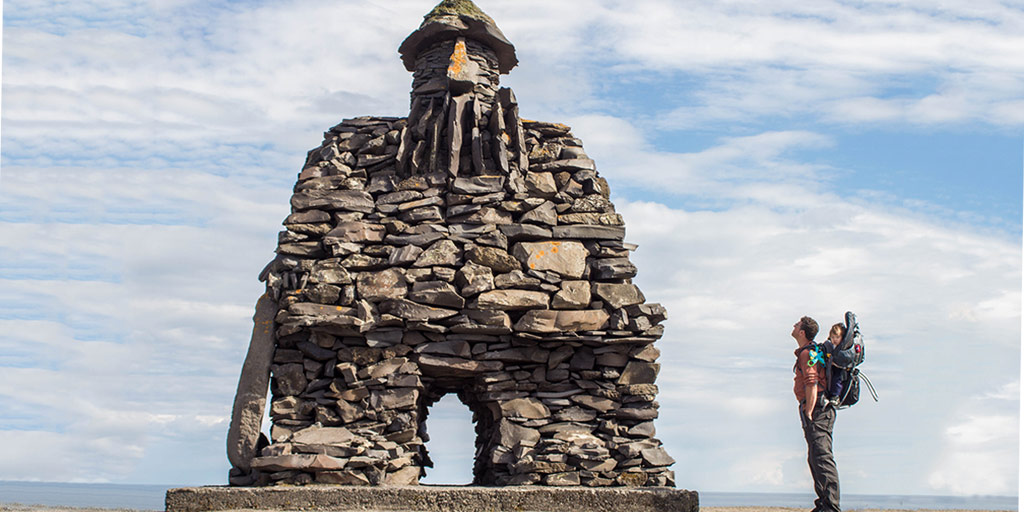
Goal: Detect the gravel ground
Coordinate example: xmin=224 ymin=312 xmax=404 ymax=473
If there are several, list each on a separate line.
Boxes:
xmin=703 ymin=508 xmax=1010 ymax=512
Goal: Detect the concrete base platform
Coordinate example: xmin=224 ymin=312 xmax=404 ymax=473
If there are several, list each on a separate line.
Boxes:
xmin=166 ymin=485 xmax=699 ymax=512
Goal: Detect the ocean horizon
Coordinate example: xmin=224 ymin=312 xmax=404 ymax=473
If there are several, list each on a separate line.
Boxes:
xmin=0 ymin=481 xmax=1017 ymax=511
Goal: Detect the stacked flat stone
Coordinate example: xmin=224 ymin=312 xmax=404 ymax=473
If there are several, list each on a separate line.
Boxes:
xmin=229 ymin=0 xmax=676 ymax=490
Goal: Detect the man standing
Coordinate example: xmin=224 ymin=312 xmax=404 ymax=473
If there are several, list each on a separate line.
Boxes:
xmin=793 ymin=316 xmax=840 ymax=512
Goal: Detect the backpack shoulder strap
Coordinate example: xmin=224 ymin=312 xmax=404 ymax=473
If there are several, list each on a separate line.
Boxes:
xmin=794 ymin=344 xmax=810 ymax=373
xmin=794 ymin=343 xmax=824 ymax=371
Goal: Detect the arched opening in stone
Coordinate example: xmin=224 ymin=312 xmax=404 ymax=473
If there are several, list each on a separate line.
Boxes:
xmin=419 ymin=393 xmax=476 ymax=485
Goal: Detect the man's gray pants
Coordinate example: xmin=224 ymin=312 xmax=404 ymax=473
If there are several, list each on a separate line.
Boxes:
xmin=800 ymin=400 xmax=840 ymax=512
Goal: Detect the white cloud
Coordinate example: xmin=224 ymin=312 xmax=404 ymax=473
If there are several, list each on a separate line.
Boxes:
xmin=1 ymin=0 xmax=422 ymax=159
xmin=928 ymin=391 xmax=1020 ymax=496
xmin=986 ymin=381 xmax=1021 ymax=402
xmin=0 ymin=360 xmax=236 ymax=483
xmin=570 ymin=115 xmax=836 ymax=204
xmin=729 ymin=450 xmax=805 ymax=488
xmin=7 ymin=0 xmax=1020 ymax=156
xmin=570 ymin=0 xmax=1024 ymax=127
xmin=0 ymin=164 xmax=285 ymax=482
xmin=944 ymin=415 xmax=1018 ymax=446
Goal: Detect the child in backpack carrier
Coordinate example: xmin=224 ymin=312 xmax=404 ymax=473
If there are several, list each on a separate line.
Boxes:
xmin=827 ymin=323 xmax=845 ymax=347
xmin=826 ymin=323 xmax=847 ymax=401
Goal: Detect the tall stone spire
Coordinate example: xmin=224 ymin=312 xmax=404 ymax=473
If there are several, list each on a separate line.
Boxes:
xmin=395 ymin=0 xmax=527 ymax=182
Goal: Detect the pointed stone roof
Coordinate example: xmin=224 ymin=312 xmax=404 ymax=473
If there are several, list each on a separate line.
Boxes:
xmin=399 ymin=0 xmax=518 ymax=74
xmin=426 ymin=0 xmax=495 ymax=25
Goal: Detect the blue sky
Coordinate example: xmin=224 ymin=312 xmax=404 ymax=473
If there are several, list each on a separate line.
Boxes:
xmin=1 ymin=0 xmax=1021 ymax=498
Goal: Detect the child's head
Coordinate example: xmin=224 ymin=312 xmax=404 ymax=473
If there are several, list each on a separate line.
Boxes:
xmin=828 ymin=323 xmax=846 ymax=345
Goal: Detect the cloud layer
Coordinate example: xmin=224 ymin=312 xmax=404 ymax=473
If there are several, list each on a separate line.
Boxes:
xmin=587 ymin=114 xmax=1021 ymax=493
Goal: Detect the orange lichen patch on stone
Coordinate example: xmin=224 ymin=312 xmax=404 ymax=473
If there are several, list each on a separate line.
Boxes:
xmin=448 ymin=38 xmax=468 ymax=77
xmin=512 ymin=241 xmax=588 ymax=279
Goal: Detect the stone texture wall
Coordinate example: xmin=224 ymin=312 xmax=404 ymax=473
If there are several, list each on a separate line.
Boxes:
xmin=247 ymin=114 xmax=675 ymax=488
xmin=226 ymin=0 xmax=679 ymax=491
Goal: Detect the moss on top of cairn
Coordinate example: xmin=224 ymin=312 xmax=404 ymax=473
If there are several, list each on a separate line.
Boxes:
xmin=425 ymin=0 xmax=496 ymax=26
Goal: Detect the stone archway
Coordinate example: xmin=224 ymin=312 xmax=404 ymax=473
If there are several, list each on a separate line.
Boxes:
xmin=416 ymin=388 xmax=482 ymax=483
xmin=227 ymin=0 xmax=677 ymax=489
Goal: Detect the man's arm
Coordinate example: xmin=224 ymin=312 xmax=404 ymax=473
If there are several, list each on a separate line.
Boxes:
xmin=801 ymin=352 xmax=819 ymax=420
xmin=804 ymin=383 xmax=817 ymax=419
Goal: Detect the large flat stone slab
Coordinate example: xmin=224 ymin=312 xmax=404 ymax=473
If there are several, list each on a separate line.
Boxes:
xmin=166 ymin=485 xmax=698 ymax=512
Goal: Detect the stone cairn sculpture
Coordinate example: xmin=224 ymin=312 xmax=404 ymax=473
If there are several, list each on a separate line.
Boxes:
xmin=227 ymin=0 xmax=676 ymax=489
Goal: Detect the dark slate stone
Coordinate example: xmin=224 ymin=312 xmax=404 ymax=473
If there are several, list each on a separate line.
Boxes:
xmin=499 ymin=224 xmax=553 ymax=240
xmin=524 ymin=121 xmax=572 ymax=137
xmin=379 ymin=299 xmax=459 ymax=321
xmin=272 ymin=364 xmax=306 ymax=396
xmin=408 ymin=281 xmax=466 ymax=309
xmin=291 ymin=190 xmax=375 ymax=213
xmin=447 ymin=203 xmax=484 ymax=217
xmin=337 ymin=133 xmax=372 ymax=151
xmin=449 ymin=223 xmax=496 ymax=238
xmin=284 ymin=210 xmax=331 ymax=225
xmin=384 ymin=232 xmax=447 ymax=246
xmin=277 ymin=242 xmax=324 ymax=257
xmin=591 ymin=258 xmax=638 ymax=280
xmin=452 ymin=175 xmax=505 ymax=194
xmin=531 ymin=158 xmax=596 ymax=173
xmin=569 ymin=347 xmax=595 ymax=371
xmin=551 ymin=225 xmax=625 ymax=240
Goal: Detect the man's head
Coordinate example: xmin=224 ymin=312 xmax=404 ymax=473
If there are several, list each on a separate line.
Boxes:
xmin=792 ymin=316 xmax=819 ymax=344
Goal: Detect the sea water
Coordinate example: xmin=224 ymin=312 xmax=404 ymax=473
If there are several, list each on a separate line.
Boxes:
xmin=0 ymin=481 xmax=172 ymax=510
xmin=699 ymin=491 xmax=1018 ymax=510
xmin=0 ymin=481 xmax=1018 ymax=511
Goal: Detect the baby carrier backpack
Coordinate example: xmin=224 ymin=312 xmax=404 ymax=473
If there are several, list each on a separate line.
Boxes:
xmin=805 ymin=311 xmax=878 ymax=409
